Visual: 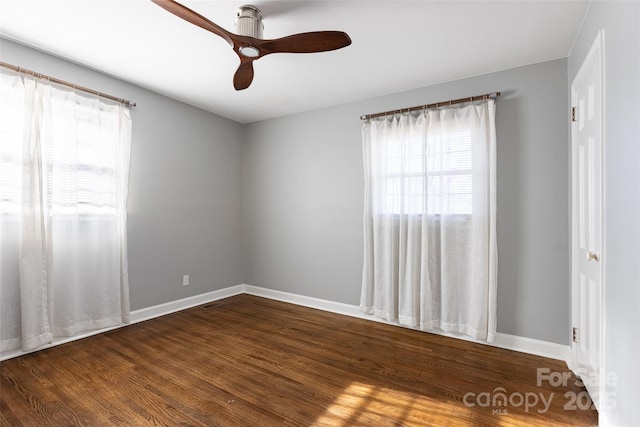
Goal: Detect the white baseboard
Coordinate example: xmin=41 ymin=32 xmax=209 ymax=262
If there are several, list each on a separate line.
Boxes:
xmin=243 ymin=285 xmax=365 ymax=318
xmin=242 ymin=284 xmax=570 ymax=361
xmin=492 ymin=331 xmax=570 ymax=362
xmin=1 ymin=285 xmax=245 ymax=362
xmin=2 ymin=283 xmax=569 ymax=364
xmin=130 ymin=285 xmax=245 ymax=324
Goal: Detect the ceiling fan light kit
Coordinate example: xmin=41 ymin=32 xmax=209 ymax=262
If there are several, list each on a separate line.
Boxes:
xmin=151 ymin=0 xmax=351 ymax=90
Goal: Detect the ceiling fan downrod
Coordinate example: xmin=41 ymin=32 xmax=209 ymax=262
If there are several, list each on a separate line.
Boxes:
xmin=235 ymin=5 xmax=263 ymax=58
xmin=236 ymin=5 xmax=263 ymax=38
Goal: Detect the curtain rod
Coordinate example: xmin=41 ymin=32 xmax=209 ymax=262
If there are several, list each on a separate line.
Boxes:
xmin=0 ymin=61 xmax=137 ymax=108
xmin=360 ymin=92 xmax=500 ymax=121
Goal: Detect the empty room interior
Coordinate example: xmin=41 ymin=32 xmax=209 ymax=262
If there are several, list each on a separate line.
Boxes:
xmin=1 ymin=1 xmax=639 ymax=426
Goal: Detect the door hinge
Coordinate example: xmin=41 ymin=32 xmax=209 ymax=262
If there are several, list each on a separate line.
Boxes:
xmin=571 ymin=106 xmax=577 ymax=122
xmin=572 ymin=327 xmax=578 ymax=343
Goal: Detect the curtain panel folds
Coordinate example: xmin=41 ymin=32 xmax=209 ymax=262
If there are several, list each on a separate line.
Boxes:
xmin=360 ymin=100 xmax=497 ymax=342
xmin=0 ymin=70 xmax=131 ymax=353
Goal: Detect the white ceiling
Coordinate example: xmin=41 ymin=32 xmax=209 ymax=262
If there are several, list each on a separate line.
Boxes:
xmin=0 ymin=0 xmax=589 ymax=123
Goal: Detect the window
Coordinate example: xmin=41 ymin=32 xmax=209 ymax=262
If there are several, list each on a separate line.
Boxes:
xmin=0 ymin=70 xmax=132 ymax=353
xmin=361 ymin=100 xmax=497 ymax=342
xmin=45 ymin=97 xmax=120 ymax=216
xmin=0 ymin=77 xmax=123 ymax=218
xmin=382 ymin=127 xmax=472 ymax=215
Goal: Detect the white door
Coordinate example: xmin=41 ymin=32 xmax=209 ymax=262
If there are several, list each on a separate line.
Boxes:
xmin=571 ymin=29 xmax=604 ymax=408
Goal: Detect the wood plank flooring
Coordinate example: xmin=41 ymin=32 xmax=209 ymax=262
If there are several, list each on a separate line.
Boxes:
xmin=1 ymin=294 xmax=597 ymax=426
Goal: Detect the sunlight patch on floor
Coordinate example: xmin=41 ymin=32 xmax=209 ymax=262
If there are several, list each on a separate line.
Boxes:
xmin=311 ymin=381 xmax=464 ymax=426
xmin=310 ymin=382 xmax=581 ymax=427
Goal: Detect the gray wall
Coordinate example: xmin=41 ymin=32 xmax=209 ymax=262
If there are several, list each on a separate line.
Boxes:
xmin=568 ymin=2 xmax=640 ymax=426
xmin=244 ymin=59 xmax=570 ymax=345
xmin=3 ymin=38 xmax=576 ymax=348
xmin=0 ymin=38 xmax=245 ymax=311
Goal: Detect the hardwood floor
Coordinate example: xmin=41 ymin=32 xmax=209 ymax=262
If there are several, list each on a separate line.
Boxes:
xmin=1 ymin=294 xmax=597 ymax=426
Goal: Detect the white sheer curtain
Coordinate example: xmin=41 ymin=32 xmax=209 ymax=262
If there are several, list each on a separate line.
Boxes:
xmin=0 ymin=70 xmax=131 ymax=353
xmin=360 ymin=100 xmax=497 ymax=342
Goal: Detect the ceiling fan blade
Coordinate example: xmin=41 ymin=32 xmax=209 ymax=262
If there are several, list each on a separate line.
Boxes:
xmin=233 ymin=60 xmax=255 ymax=90
xmin=260 ymin=31 xmax=352 ymax=54
xmin=151 ymin=0 xmax=234 ymax=46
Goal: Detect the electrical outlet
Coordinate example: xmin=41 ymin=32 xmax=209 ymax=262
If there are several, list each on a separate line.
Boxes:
xmin=182 ymin=274 xmax=190 ymax=286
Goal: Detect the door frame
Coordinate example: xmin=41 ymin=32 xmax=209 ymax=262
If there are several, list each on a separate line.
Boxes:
xmin=569 ymin=28 xmax=605 ymax=408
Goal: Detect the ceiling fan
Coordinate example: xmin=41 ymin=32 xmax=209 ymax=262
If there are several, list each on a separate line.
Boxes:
xmin=151 ymin=0 xmax=352 ymax=90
